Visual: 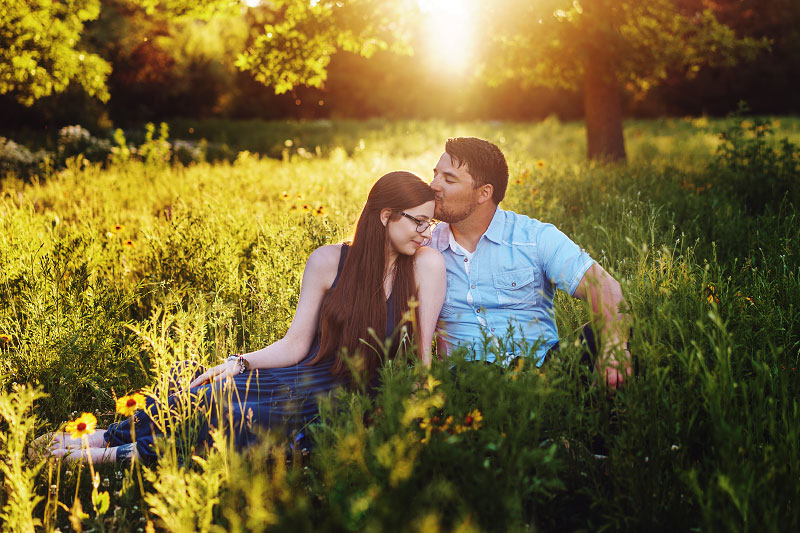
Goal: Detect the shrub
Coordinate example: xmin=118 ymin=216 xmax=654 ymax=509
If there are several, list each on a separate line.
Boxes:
xmin=57 ymin=125 xmax=112 ymax=164
xmin=0 ymin=137 xmax=51 ymax=180
xmin=711 ymin=116 xmax=800 ymax=213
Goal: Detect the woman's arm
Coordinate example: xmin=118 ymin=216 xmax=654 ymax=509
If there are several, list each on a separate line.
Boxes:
xmin=189 ymin=244 xmax=342 ymax=387
xmin=413 ymin=247 xmax=446 ymax=365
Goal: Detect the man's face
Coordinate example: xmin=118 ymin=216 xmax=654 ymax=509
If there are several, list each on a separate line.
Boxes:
xmin=431 ymin=152 xmax=480 ymax=223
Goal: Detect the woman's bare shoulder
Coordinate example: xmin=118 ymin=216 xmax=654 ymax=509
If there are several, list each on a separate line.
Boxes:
xmin=305 ymin=244 xmax=345 ymax=285
xmin=307 ymin=243 xmax=344 ymax=269
xmin=413 ymin=246 xmax=445 ymax=273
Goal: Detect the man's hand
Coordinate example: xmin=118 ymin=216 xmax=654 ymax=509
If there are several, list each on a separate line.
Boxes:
xmin=596 ymin=348 xmax=632 ymax=389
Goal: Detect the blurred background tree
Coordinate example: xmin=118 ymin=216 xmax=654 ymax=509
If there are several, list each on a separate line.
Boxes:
xmin=477 ymin=0 xmax=766 ymax=160
xmin=0 ymin=0 xmax=111 ymax=106
xmin=1 ymin=0 xmax=794 ymax=157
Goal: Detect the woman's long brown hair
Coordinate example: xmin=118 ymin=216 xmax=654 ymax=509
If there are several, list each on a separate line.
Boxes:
xmin=309 ymin=171 xmax=435 ymax=381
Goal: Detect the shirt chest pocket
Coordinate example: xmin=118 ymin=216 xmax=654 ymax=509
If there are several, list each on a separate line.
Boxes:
xmin=493 ymin=267 xmax=538 ymax=309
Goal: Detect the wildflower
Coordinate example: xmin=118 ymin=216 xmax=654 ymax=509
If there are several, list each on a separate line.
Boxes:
xmin=315 ymin=205 xmax=325 ymax=215
xmin=514 ymin=179 xmax=522 ymax=185
xmin=116 ymin=393 xmax=145 ymax=417
xmin=535 ymin=160 xmax=546 ymax=169
xmin=284 ymin=139 xmax=293 ymax=147
xmin=65 ymin=412 xmax=97 ymax=439
xmin=296 ymin=194 xmax=304 ymax=201
xmin=113 ymin=224 xmax=123 ymax=232
xmin=281 ymin=191 xmax=289 ymax=200
xmin=124 ymin=240 xmax=134 ymax=247
xmin=302 ymin=204 xmax=310 ymax=212
xmin=424 ymin=374 xmax=440 ymax=392
xmin=290 ymin=204 xmax=298 ymax=211
xmin=0 ymin=334 xmax=10 ymax=343
xmin=704 ymin=284 xmax=720 ymax=304
xmin=462 ymin=409 xmax=483 ymax=430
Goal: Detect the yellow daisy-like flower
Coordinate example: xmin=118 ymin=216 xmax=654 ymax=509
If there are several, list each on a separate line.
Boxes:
xmin=123 ymin=239 xmax=134 ymax=247
xmin=281 ymin=191 xmax=289 ymax=200
xmin=113 ymin=224 xmax=124 ymax=232
xmin=65 ymin=412 xmax=97 ymax=439
xmin=116 ymin=393 xmax=146 ymax=417
xmin=462 ymin=409 xmax=483 ymax=431
xmin=535 ymin=160 xmax=546 ymax=169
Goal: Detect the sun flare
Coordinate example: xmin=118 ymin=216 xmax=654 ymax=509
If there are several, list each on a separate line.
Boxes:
xmin=418 ymin=0 xmax=476 ymax=75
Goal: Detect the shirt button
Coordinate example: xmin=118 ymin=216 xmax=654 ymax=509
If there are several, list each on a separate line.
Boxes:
xmin=491 ymin=328 xmax=495 ymax=332
xmin=511 ymin=282 xmax=516 ymax=287
xmin=471 ymin=284 xmax=476 ymax=289
xmin=464 ymin=258 xmax=468 ymax=263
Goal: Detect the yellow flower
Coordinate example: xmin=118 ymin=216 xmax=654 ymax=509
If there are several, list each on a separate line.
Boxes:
xmin=315 ymin=205 xmax=325 ymax=215
xmin=123 ymin=239 xmax=134 ymax=247
xmin=281 ymin=191 xmax=289 ymax=200
xmin=65 ymin=412 xmax=97 ymax=439
xmin=113 ymin=224 xmax=123 ymax=232
xmin=0 ymin=334 xmax=10 ymax=343
xmin=536 ymin=160 xmax=546 ymax=169
xmin=462 ymin=409 xmax=483 ymax=430
xmin=424 ymin=374 xmax=440 ymax=392
xmin=116 ymin=393 xmax=145 ymax=417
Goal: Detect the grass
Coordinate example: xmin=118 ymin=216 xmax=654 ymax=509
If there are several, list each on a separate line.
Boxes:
xmin=0 ymin=116 xmax=798 ymax=531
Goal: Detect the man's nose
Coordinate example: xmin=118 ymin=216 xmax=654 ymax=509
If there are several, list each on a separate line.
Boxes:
xmin=430 ymin=174 xmax=442 ymax=191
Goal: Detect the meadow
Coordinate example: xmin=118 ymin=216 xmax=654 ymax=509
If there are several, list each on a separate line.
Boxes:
xmin=1 ymin=116 xmax=799 ymax=532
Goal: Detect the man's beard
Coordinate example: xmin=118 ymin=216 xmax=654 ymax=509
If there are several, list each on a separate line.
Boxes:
xmin=434 ymin=197 xmax=478 ymax=224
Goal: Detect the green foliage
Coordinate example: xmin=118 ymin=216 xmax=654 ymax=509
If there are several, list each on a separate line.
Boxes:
xmin=0 ymin=0 xmax=111 ymax=105
xmin=0 ymin=386 xmax=47 ymax=533
xmin=236 ymin=0 xmax=413 ymax=94
xmin=711 ymin=115 xmax=800 ymax=213
xmin=0 ymin=118 xmax=799 ymax=530
xmin=481 ymin=0 xmax=766 ymax=94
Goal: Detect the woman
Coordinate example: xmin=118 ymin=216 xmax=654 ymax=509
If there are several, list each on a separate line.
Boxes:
xmin=46 ymin=171 xmax=446 ymax=463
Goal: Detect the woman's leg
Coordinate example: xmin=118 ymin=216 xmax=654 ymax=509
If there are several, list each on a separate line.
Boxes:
xmin=50 ymin=443 xmax=138 ymax=464
xmin=35 ymin=429 xmax=108 ymax=451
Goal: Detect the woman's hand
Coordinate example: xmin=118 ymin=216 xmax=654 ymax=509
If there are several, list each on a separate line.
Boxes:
xmin=188 ymin=360 xmax=239 ymax=388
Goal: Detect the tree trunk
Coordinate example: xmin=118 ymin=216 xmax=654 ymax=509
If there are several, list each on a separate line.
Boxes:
xmin=583 ymin=46 xmax=627 ymax=162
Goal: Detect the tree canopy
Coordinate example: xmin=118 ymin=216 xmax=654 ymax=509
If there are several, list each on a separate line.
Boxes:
xmin=1 ymin=0 xmax=111 ymax=106
xmin=0 ymin=0 xmax=776 ymax=160
xmin=476 ymin=0 xmax=766 ymax=159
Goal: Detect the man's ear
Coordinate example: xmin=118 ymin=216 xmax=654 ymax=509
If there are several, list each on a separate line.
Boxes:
xmin=380 ymin=208 xmax=392 ymax=227
xmin=476 ymin=184 xmax=494 ymax=205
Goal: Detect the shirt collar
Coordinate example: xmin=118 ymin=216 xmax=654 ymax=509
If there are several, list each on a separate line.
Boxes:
xmin=431 ymin=208 xmax=504 ymax=251
xmin=483 ymin=207 xmax=504 ymax=245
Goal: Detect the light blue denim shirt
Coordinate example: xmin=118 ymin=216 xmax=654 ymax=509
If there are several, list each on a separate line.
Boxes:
xmin=431 ymin=208 xmax=595 ymax=365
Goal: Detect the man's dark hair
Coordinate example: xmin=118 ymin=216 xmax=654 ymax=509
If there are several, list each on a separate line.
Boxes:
xmin=445 ymin=137 xmax=508 ymax=204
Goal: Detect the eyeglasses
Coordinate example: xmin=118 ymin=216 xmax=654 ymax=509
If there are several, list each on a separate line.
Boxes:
xmin=400 ymin=212 xmax=438 ymax=233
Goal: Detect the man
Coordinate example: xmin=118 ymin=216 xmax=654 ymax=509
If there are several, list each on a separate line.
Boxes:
xmin=429 ymin=137 xmax=631 ymax=388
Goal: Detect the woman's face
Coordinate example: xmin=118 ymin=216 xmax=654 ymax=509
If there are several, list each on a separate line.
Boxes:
xmin=385 ymin=200 xmax=436 ymax=256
